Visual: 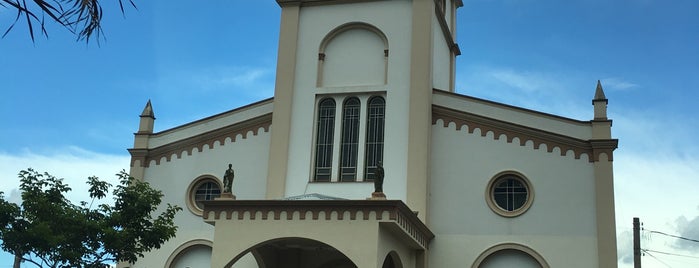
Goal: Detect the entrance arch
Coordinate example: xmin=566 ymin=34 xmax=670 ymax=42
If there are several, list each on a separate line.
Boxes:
xmin=471 ymin=243 xmax=549 ymax=268
xmin=382 ymin=251 xmax=404 ymax=268
xmin=225 ymin=237 xmax=357 ymax=268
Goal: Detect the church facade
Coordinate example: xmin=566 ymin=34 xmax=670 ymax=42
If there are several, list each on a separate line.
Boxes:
xmin=122 ymin=0 xmax=618 ymax=267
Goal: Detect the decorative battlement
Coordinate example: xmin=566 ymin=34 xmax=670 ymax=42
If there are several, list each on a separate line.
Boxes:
xmin=202 ymin=199 xmax=435 ymax=249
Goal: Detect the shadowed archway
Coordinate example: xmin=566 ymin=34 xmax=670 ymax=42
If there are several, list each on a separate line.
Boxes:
xmin=226 ymin=237 xmax=357 ymax=268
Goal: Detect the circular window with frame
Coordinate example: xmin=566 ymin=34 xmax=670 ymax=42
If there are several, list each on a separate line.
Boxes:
xmin=485 ymin=171 xmax=534 ymax=217
xmin=185 ymin=176 xmax=222 ymax=216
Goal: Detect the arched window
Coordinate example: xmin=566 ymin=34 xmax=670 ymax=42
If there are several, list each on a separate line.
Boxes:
xmin=364 ymin=96 xmax=385 ymax=180
xmin=339 ymin=97 xmax=360 ymax=181
xmin=314 ymin=98 xmax=336 ymax=181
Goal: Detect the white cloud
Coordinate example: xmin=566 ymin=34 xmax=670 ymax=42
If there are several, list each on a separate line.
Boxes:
xmin=614 ymin=151 xmax=699 ymax=267
xmin=158 ymin=65 xmax=275 ymax=99
xmin=0 ymin=147 xmax=130 ymax=205
xmin=603 ymin=77 xmax=639 ymax=91
xmin=487 ymin=68 xmax=565 ymax=94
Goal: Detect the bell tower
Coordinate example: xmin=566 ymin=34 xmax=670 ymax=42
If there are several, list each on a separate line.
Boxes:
xmin=266 ymin=0 xmax=461 ymax=220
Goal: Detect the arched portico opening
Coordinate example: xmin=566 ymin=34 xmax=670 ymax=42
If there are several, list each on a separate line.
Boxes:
xmin=381 ymin=251 xmax=403 ymax=268
xmin=471 ymin=243 xmax=549 ymax=268
xmin=225 ymin=237 xmax=357 ymax=268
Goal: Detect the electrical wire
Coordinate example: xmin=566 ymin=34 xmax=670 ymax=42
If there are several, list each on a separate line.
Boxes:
xmin=643 ymin=249 xmax=699 ymax=260
xmin=646 ymin=229 xmax=699 ymax=244
xmin=643 ymin=250 xmax=674 ymax=268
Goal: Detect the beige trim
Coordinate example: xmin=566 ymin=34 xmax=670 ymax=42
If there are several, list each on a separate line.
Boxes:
xmin=185 ymin=175 xmax=223 ymax=216
xmin=163 ymin=239 xmax=213 ymax=268
xmin=277 ymin=0 xmax=382 ymax=7
xmin=406 ymin=0 xmax=434 ymax=223
xmin=432 ymin=0 xmax=461 ymax=56
xmin=432 ymin=105 xmax=619 ymax=162
xmin=150 ymin=98 xmax=272 ymax=136
xmin=471 ymin=243 xmax=550 ymax=268
xmin=594 ymin=156 xmax=618 ymax=267
xmin=266 ymin=3 xmax=301 ymax=199
xmin=434 ymin=89 xmax=592 ymax=125
xmin=127 ymin=113 xmax=272 ymax=168
xmin=484 ymin=171 xmax=534 ymax=218
xmin=203 ymin=199 xmax=435 ymax=250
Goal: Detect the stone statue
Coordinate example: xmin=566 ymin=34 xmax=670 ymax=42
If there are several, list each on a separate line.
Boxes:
xmin=374 ymin=161 xmax=384 ymax=193
xmin=223 ymin=164 xmax=234 ymax=193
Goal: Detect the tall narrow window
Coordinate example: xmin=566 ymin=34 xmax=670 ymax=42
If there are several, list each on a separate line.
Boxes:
xmin=314 ymin=98 xmax=336 ymax=181
xmin=364 ymin=96 xmax=385 ymax=180
xmin=339 ymin=98 xmax=360 ymax=181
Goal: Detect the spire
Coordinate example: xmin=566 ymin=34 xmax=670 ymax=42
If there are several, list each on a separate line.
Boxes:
xmin=137 ymin=100 xmax=155 ymax=134
xmin=593 ymin=80 xmax=607 ymax=102
xmin=140 ymin=100 xmax=155 ymax=119
xmin=592 ymin=80 xmax=608 ymax=121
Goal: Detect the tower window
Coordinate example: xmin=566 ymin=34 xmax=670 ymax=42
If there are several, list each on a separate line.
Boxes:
xmin=364 ymin=96 xmax=385 ymax=180
xmin=339 ymin=97 xmax=361 ymax=181
xmin=312 ymin=95 xmax=385 ymax=182
xmin=313 ymin=98 xmax=336 ymax=182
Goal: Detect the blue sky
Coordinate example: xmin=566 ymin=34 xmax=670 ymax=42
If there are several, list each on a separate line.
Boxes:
xmin=1 ymin=1 xmax=698 ymax=267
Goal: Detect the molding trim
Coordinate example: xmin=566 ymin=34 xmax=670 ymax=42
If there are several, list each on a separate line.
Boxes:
xmin=433 ymin=0 xmax=461 ymax=56
xmin=432 ymin=105 xmax=618 ymax=162
xmin=128 ymin=113 xmax=272 ymax=167
xmin=471 ymin=242 xmax=550 ymax=268
xmin=202 ymin=199 xmax=435 ymax=249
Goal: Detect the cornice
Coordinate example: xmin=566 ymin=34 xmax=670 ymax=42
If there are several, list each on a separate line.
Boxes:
xmin=128 ymin=113 xmax=272 ymax=167
xmin=202 ymin=199 xmax=434 ymax=249
xmin=433 ymin=89 xmax=591 ymax=125
xmin=433 ymin=0 xmax=461 ymax=56
xmin=277 ymin=0 xmax=380 ymax=7
xmin=432 ymin=105 xmax=618 ymax=162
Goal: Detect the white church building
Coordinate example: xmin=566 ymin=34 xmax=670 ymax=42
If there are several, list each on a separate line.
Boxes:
xmin=121 ymin=0 xmax=619 ymax=267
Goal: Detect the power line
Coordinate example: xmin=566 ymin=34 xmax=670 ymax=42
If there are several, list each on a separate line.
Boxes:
xmin=642 ymin=250 xmax=673 ymax=268
xmin=645 ymin=229 xmax=699 ymax=244
xmin=643 ymin=249 xmax=699 ymax=260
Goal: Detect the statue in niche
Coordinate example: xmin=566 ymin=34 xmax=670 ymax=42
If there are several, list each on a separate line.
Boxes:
xmin=223 ymin=164 xmax=234 ymax=193
xmin=374 ymin=161 xmax=384 ymax=193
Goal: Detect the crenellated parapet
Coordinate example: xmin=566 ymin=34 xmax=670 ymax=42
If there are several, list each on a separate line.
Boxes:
xmin=432 ymin=105 xmax=618 ymax=162
xmin=203 ymin=199 xmax=435 ymax=250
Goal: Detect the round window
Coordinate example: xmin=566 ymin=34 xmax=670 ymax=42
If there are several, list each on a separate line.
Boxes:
xmin=485 ymin=172 xmax=534 ymax=217
xmin=186 ymin=176 xmax=222 ymax=216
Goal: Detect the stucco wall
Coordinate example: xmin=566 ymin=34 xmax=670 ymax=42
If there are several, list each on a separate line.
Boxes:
xmin=428 ymin=121 xmax=598 ymax=267
xmin=130 ymin=131 xmax=271 ymax=267
xmin=284 ymin=1 xmax=413 ymax=201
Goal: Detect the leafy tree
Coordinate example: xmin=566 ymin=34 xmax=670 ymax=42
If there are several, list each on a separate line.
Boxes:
xmin=1 ymin=0 xmax=136 ymax=43
xmin=0 ymin=169 xmax=181 ymax=267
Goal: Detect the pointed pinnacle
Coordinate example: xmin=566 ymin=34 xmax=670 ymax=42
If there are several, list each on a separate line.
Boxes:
xmin=140 ymin=100 xmax=155 ymax=118
xmin=594 ymin=80 xmax=607 ymax=100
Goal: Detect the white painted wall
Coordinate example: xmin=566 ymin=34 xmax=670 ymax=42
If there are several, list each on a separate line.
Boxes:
xmin=432 ymin=13 xmax=451 ymax=91
xmin=428 ymin=121 xmax=598 ymax=267
xmin=130 ymin=131 xmax=271 ymax=267
xmin=285 ymin=1 xmax=413 ymax=201
xmin=322 ymin=28 xmax=386 ymax=87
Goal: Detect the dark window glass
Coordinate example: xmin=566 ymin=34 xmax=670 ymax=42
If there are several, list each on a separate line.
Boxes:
xmin=339 ymin=98 xmax=360 ymax=181
xmin=194 ymin=181 xmax=221 ymax=209
xmin=493 ymin=177 xmax=528 ymax=211
xmin=314 ymin=98 xmax=336 ymax=181
xmin=364 ymin=96 xmax=385 ymax=180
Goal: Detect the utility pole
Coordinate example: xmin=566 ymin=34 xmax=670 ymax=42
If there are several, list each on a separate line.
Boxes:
xmin=633 ymin=217 xmax=641 ymax=268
